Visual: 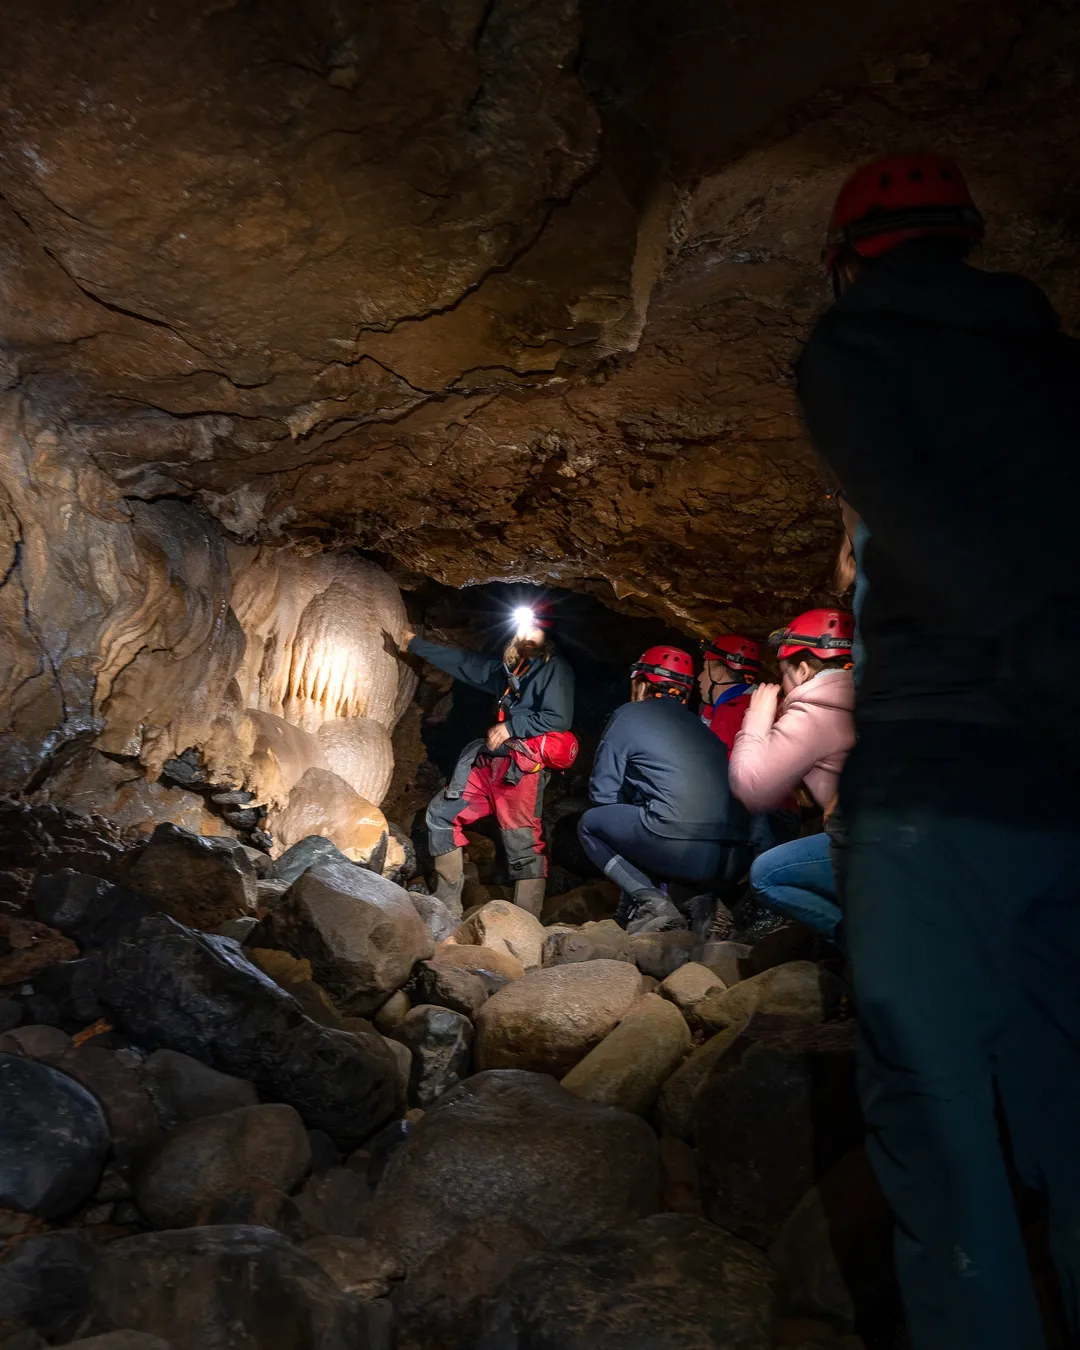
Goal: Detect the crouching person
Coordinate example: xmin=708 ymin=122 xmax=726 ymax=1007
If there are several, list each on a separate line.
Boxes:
xmin=578 ymin=646 xmax=749 ymax=934
xmin=729 ymin=608 xmax=856 ymax=939
xmin=401 ymin=602 xmax=575 ymax=917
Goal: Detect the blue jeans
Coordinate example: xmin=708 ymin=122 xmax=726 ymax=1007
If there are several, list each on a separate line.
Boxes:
xmin=750 ymin=832 xmax=840 ymax=938
xmin=846 ymin=806 xmax=1080 ymax=1350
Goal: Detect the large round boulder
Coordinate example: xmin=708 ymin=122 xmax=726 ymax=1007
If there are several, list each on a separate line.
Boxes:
xmin=264 ymin=862 xmax=433 ymax=1015
xmin=454 ymin=900 xmax=546 ymax=971
xmin=373 ymin=1070 xmax=662 ymax=1270
xmin=560 ymin=993 xmax=691 ymax=1116
xmin=0 ymin=1054 xmax=109 ymax=1218
xmin=475 ymin=960 xmax=644 ymax=1077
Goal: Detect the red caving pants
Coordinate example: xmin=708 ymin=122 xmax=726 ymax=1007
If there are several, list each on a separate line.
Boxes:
xmin=426 ymin=752 xmax=548 ymax=881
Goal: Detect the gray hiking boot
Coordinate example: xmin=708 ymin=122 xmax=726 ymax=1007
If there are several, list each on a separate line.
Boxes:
xmin=625 ymin=889 xmax=689 ymax=935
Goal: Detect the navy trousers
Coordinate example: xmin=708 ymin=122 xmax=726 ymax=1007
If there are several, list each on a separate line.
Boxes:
xmin=845 ymin=805 xmax=1080 ymax=1350
xmin=577 ymin=803 xmax=729 ymax=895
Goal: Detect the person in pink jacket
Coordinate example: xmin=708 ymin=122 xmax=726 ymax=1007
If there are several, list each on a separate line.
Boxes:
xmin=729 ymin=607 xmax=856 ymax=938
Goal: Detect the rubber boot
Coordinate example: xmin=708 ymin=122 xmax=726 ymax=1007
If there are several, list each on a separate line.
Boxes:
xmin=625 ymin=888 xmax=689 ymax=935
xmin=433 ymin=847 xmax=464 ymax=918
xmin=513 ymin=877 xmax=546 ymax=918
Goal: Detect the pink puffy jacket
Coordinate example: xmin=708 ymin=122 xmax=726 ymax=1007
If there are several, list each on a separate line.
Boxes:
xmin=728 ymin=669 xmax=856 ymax=811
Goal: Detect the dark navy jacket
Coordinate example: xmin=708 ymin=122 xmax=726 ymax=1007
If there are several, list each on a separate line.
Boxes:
xmin=798 ymin=240 xmax=1080 ymax=809
xmin=408 ymin=636 xmax=574 ymax=739
xmin=589 ymin=697 xmax=749 ymax=842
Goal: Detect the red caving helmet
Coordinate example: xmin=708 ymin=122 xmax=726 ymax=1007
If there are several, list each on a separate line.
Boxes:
xmin=770 ymin=608 xmax=855 ymax=662
xmin=824 ymin=153 xmax=984 ymax=272
xmin=631 ymin=645 xmax=696 ymax=696
xmin=701 ymin=633 xmax=762 ymax=681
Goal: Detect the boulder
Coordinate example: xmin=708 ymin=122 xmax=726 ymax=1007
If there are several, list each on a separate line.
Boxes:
xmin=409 ymin=892 xmax=457 ymax=945
xmin=265 ymin=863 xmax=433 ymax=1016
xmin=126 ymin=824 xmax=258 ymax=930
xmin=373 ymin=989 xmax=410 ymax=1033
xmin=394 ymin=1215 xmax=542 ymax=1350
xmin=0 ymin=918 xmax=78 ymax=985
xmin=272 ymin=836 xmax=355 ymax=887
xmin=382 ymin=1035 xmax=413 ymax=1097
xmin=301 ymin=1235 xmax=404 ymax=1300
xmin=560 ymin=993 xmax=691 ymax=1115
xmin=454 ymin=900 xmax=545 ymax=970
xmin=472 ymin=1213 xmax=776 ymax=1350
xmin=0 ymin=1230 xmax=98 ymax=1340
xmin=541 ymin=919 xmax=632 ymax=968
xmin=140 ymin=1049 xmax=258 ymax=1128
xmin=694 ymin=961 xmax=839 ymax=1035
xmin=373 ymin=1070 xmax=662 ymax=1270
xmin=198 ymin=1182 xmax=305 ymax=1240
xmin=98 ymin=912 xmax=404 ymax=1148
xmin=406 ymin=961 xmax=488 ymax=1018
xmin=540 ymin=880 xmax=619 ymax=927
xmin=475 ymin=960 xmax=644 ymax=1077
xmin=695 ymin=1019 xmax=862 ymax=1246
xmin=292 ymin=1166 xmax=376 ymax=1237
xmin=64 ymin=1337 xmax=173 ymax=1350
xmin=270 ymin=770 xmax=388 ymax=870
xmin=29 ymin=955 xmax=107 ymax=1030
xmin=433 ymin=942 xmax=523 ymax=986
xmin=92 ymin=1225 xmax=367 ymax=1350
xmin=657 ymin=1021 xmax=747 ymax=1141
xmin=134 ymin=1104 xmax=311 ymax=1229
xmin=768 ymin=1148 xmax=896 ymax=1333
xmin=627 ymin=930 xmax=697 ymax=980
xmin=659 ymin=961 xmax=726 ymax=1029
xmin=32 ymin=870 xmax=148 ymax=948
xmin=45 ymin=1044 xmax=161 ymax=1165
xmin=659 ymin=1134 xmax=702 ymax=1216
xmin=2 ymin=1024 xmax=71 ymax=1057
xmin=698 ymin=939 xmax=751 ymax=987
xmin=390 ymin=1006 xmax=473 ymax=1108
xmin=0 ymin=1054 xmax=109 ymax=1218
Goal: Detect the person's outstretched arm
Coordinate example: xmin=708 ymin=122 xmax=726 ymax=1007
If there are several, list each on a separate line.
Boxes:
xmin=404 ymin=632 xmax=504 ymax=695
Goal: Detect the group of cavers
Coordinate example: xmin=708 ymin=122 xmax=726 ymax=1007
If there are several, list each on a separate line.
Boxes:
xmin=397 ymin=153 xmax=1080 ymax=1350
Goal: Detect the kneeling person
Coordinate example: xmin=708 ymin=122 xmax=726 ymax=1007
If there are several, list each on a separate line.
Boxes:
xmin=578 ymin=646 xmax=749 ymax=933
xmin=403 ymin=603 xmax=575 ymax=917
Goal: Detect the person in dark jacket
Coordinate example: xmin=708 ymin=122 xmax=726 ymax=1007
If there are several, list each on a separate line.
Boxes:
xmin=798 ymin=153 xmax=1080 ymax=1350
xmin=578 ymin=645 xmax=749 ymax=934
xmin=401 ymin=601 xmax=574 ymax=917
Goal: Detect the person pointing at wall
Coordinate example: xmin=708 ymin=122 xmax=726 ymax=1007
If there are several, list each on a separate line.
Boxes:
xmin=400 ymin=600 xmax=575 ymax=918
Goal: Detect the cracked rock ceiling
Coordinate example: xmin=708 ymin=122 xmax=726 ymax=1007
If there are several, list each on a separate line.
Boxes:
xmin=2 ymin=0 xmax=1079 ymax=633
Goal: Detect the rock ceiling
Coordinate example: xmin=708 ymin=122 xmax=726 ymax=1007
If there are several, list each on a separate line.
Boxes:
xmin=2 ymin=0 xmax=1079 ymax=633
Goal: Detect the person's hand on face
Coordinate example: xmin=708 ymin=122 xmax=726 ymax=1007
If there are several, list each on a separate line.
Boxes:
xmin=486 ymin=723 xmax=512 ymax=751
xmin=749 ymin=683 xmax=781 ymax=718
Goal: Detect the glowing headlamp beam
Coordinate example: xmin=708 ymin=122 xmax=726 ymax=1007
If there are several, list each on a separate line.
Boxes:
xmin=512 ymin=606 xmax=536 ymax=636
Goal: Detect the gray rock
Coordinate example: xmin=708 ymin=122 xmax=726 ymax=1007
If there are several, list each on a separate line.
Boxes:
xmin=140 ymin=1048 xmax=258 ymax=1128
xmin=29 ymin=956 xmax=106 ymax=1029
xmin=32 ymin=870 xmax=147 ymax=948
xmin=44 ymin=1044 xmax=161 ymax=1166
xmin=0 ymin=1230 xmax=98 ymax=1339
xmin=407 ymin=961 xmax=488 ymax=1018
xmin=213 ymin=916 xmax=259 ymax=943
xmin=273 ymin=836 xmax=355 ymax=886
xmin=391 ymin=1006 xmax=473 ymax=1108
xmin=92 ymin=1225 xmax=366 ymax=1350
xmin=127 ymin=824 xmax=258 ymax=930
xmin=0 ymin=1055 xmax=109 ymax=1218
xmin=98 ymin=912 xmax=405 ymax=1148
xmin=471 ymin=1213 xmax=776 ymax=1350
xmin=627 ymin=930 xmax=698 ymax=980
xmin=373 ymin=1070 xmax=662 ymax=1270
xmin=409 ymin=892 xmax=457 ymax=945
xmin=265 ymin=863 xmax=434 ymax=1016
xmin=134 ymin=1104 xmax=311 ymax=1229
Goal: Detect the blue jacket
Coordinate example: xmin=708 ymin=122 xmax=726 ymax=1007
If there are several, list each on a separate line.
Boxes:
xmin=408 ymin=636 xmax=574 ymax=739
xmin=589 ymin=697 xmax=749 ymax=843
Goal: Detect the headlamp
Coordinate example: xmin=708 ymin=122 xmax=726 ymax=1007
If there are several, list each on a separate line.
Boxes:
xmin=513 ymin=606 xmax=535 ymax=636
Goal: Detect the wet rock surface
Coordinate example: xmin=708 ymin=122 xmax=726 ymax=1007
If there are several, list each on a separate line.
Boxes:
xmin=472 ymin=1213 xmax=776 ymax=1350
xmin=140 ymin=1049 xmax=259 ymax=1128
xmin=0 ymin=1054 xmax=110 ymax=1218
xmin=390 ymin=1005 xmax=473 ymax=1109
xmin=98 ymin=912 xmax=404 ymax=1148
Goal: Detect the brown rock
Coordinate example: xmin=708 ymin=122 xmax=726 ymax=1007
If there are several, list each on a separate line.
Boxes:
xmin=373 ymin=989 xmax=410 ymax=1033
xmin=406 ymin=960 xmax=488 ymax=1018
xmin=541 ymin=881 xmax=620 ymax=927
xmin=656 ymin=1020 xmax=748 ymax=1141
xmin=659 ymin=1134 xmax=703 ymax=1216
xmin=627 ymin=930 xmax=698 ymax=980
xmin=373 ymin=1070 xmax=662 ymax=1269
xmin=292 ymin=1166 xmax=376 ymax=1238
xmin=2 ymin=1024 xmax=72 ymax=1058
xmin=475 ymin=959 xmax=644 ymax=1077
xmin=434 ymin=941 xmax=525 ymax=984
xmin=127 ymin=825 xmax=257 ymax=931
xmin=561 ymin=993 xmax=691 ymax=1115
xmin=699 ymin=940 xmax=752 ymax=986
xmin=133 ymin=1103 xmax=311 ymax=1229
xmin=269 ymin=770 xmax=388 ymax=868
xmin=0 ymin=918 xmax=78 ymax=985
xmin=694 ymin=961 xmax=839 ymax=1035
xmin=454 ymin=899 xmax=546 ymax=970
xmin=541 ymin=919 xmax=633 ymax=967
xmin=301 ymin=1234 xmax=404 ymax=1300
xmin=659 ymin=960 xmax=726 ymax=1029
xmin=46 ymin=1043 xmax=162 ymax=1166
xmin=266 ymin=862 xmax=433 ymax=1016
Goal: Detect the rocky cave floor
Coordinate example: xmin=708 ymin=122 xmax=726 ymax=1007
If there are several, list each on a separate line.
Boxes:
xmin=0 ymin=793 xmax=1069 ymax=1350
